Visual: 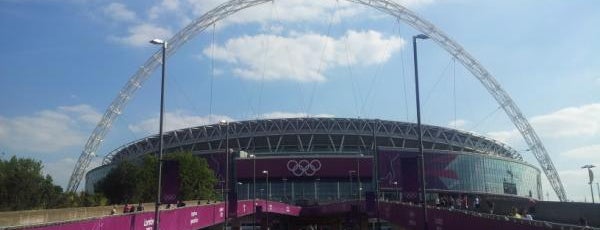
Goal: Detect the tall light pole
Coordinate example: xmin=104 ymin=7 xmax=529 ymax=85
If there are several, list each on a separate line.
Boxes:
xmin=262 ymin=170 xmax=270 ymax=229
xmin=250 ymin=154 xmax=256 ymax=230
xmin=582 ymin=165 xmax=595 ymax=203
xmin=150 ymin=38 xmax=167 ymax=230
xmin=283 ymin=178 xmax=288 ymax=202
xmin=393 ymin=181 xmax=399 ymax=201
xmin=349 ymin=170 xmax=356 ymax=200
xmin=413 ymin=33 xmax=429 ymax=230
xmin=220 ymin=120 xmax=229 ymax=229
xmin=596 ymin=182 xmax=600 ymax=202
xmin=358 ymin=154 xmax=364 ymax=200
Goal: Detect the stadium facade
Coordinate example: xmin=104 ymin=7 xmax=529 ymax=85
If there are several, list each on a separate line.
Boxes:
xmin=86 ymin=118 xmax=542 ymax=204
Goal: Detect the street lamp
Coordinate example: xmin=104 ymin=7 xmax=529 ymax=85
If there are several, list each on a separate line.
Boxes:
xmin=357 ymin=154 xmax=364 ymax=200
xmin=220 ymin=120 xmax=230 ymax=229
xmin=314 ymin=178 xmax=320 ymax=201
xmin=250 ymin=154 xmax=256 ymax=230
xmin=582 ymin=165 xmax=595 ymax=203
xmin=150 ymin=38 xmax=167 ymax=230
xmin=348 ymin=170 xmax=356 ymax=200
xmin=596 ymin=182 xmax=600 ymax=202
xmin=413 ymin=33 xmax=429 ymax=230
xmin=262 ymin=170 xmax=270 ymax=229
xmin=283 ymin=178 xmax=288 ymax=202
xmin=393 ymin=181 xmax=399 ymax=201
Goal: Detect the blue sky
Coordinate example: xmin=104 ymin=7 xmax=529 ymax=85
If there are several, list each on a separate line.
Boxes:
xmin=0 ymin=0 xmax=599 ymax=202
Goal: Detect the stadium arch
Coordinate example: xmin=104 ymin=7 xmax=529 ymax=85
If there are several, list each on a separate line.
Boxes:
xmin=67 ymin=0 xmax=567 ymax=201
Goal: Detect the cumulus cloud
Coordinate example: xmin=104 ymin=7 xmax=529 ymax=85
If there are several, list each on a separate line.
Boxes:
xmin=103 ymin=3 xmax=137 ymax=22
xmin=447 ymin=119 xmax=468 ymax=129
xmin=186 ymin=0 xmax=435 ymax=27
xmin=260 ymin=112 xmax=335 ymax=119
xmin=205 ymin=30 xmax=404 ymax=82
xmin=111 ymin=23 xmax=173 ymax=47
xmin=486 ymin=103 xmax=600 ymax=145
xmin=530 ymin=103 xmax=600 ymax=138
xmin=561 ymin=145 xmax=600 ymax=162
xmin=128 ymin=111 xmax=232 ymax=135
xmin=0 ymin=105 xmax=101 ymax=153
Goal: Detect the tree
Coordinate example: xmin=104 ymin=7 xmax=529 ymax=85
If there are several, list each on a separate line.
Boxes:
xmin=167 ymin=152 xmax=217 ymax=201
xmin=0 ymin=156 xmax=64 ymax=211
xmin=95 ymin=160 xmax=139 ymax=204
xmin=95 ymin=152 xmax=217 ymax=203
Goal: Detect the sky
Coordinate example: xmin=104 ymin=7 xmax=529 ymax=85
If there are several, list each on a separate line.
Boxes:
xmin=0 ymin=0 xmax=599 ymax=202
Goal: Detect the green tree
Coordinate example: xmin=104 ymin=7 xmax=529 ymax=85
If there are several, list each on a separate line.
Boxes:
xmin=0 ymin=156 xmax=63 ymax=211
xmin=95 ymin=160 xmax=139 ymax=204
xmin=167 ymin=152 xmax=217 ymax=201
xmin=95 ymin=152 xmax=217 ymax=203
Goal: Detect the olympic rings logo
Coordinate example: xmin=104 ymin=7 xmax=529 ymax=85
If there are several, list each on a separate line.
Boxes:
xmin=286 ymin=159 xmax=321 ymax=176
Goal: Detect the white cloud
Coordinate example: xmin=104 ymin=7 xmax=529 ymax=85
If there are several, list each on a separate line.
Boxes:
xmin=447 ymin=119 xmax=468 ymax=129
xmin=58 ymin=104 xmax=102 ymax=124
xmin=186 ymin=0 xmax=435 ymax=27
xmin=103 ymin=3 xmax=137 ymax=22
xmin=260 ymin=112 xmax=335 ymax=119
xmin=205 ymin=30 xmax=404 ymax=82
xmin=111 ymin=23 xmax=173 ymax=47
xmin=486 ymin=103 xmax=600 ymax=145
xmin=0 ymin=105 xmax=100 ymax=153
xmin=530 ymin=103 xmax=600 ymax=138
xmin=562 ymin=145 xmax=600 ymax=162
xmin=128 ymin=111 xmax=232 ymax=135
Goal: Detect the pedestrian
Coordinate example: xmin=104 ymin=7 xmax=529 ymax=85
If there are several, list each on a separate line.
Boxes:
xmin=462 ymin=195 xmax=468 ymax=210
xmin=110 ymin=206 xmax=117 ymax=215
xmin=474 ymin=196 xmax=480 ymax=211
xmin=136 ymin=202 xmax=144 ymax=212
xmin=487 ymin=200 xmax=494 ymax=214
xmin=123 ymin=203 xmax=131 ymax=213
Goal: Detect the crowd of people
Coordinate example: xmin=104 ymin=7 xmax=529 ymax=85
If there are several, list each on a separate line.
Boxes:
xmin=432 ymin=194 xmax=537 ymax=221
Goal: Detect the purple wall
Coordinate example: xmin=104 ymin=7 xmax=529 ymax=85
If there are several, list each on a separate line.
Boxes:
xmin=19 ymin=200 xmax=300 ymax=230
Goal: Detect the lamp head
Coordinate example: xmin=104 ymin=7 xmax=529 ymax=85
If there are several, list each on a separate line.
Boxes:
xmin=262 ymin=170 xmax=269 ymax=174
xmin=582 ymin=165 xmax=596 ymax=169
xmin=414 ymin=34 xmax=429 ymax=40
xmin=150 ymin=39 xmax=165 ymax=45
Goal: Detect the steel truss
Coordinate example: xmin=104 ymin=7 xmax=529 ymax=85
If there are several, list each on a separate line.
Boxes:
xmin=102 ymin=118 xmax=520 ymax=164
xmin=67 ymin=0 xmax=567 ymax=201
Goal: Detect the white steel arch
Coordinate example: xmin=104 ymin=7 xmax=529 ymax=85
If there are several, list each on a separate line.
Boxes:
xmin=67 ymin=0 xmax=567 ymax=201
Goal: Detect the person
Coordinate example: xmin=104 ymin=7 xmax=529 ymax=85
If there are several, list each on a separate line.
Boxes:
xmin=435 ymin=197 xmax=441 ymax=207
xmin=487 ymin=200 xmax=494 ymax=214
xmin=136 ymin=202 xmax=144 ymax=212
xmin=462 ymin=195 xmax=469 ymax=209
xmin=512 ymin=207 xmax=522 ymax=219
xmin=474 ymin=196 xmax=480 ymax=211
xmin=523 ymin=210 xmax=533 ymax=220
xmin=110 ymin=206 xmax=117 ymax=215
xmin=123 ymin=203 xmax=131 ymax=213
xmin=177 ymin=200 xmax=186 ymax=207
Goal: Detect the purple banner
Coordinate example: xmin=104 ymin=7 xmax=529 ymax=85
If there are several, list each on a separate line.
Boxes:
xmin=236 ymin=157 xmax=372 ymax=179
xmin=19 ymin=200 xmax=298 ymax=230
xmin=161 ymin=160 xmax=180 ymax=204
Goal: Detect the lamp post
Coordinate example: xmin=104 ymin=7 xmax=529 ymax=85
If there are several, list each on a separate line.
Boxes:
xmin=349 ymin=170 xmax=356 ymax=200
xmin=596 ymin=182 xmax=600 ymax=202
xmin=250 ymin=154 xmax=256 ymax=229
xmin=393 ymin=181 xmax=399 ymax=201
xmin=220 ymin=120 xmax=230 ymax=229
xmin=582 ymin=165 xmax=595 ymax=203
xmin=262 ymin=170 xmax=270 ymax=229
xmin=150 ymin=38 xmax=167 ymax=230
xmin=283 ymin=178 xmax=288 ymax=202
xmin=358 ymin=154 xmax=364 ymax=200
xmin=413 ymin=33 xmax=429 ymax=230
xmin=315 ymin=178 xmax=320 ymax=201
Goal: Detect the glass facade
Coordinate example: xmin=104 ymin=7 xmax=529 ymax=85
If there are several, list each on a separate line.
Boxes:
xmin=423 ymin=152 xmax=541 ymax=199
xmin=232 ymin=151 xmax=542 ymax=204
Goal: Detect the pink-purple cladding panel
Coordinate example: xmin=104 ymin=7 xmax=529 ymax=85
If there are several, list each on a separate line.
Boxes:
xmin=20 ymin=200 xmax=299 ymax=230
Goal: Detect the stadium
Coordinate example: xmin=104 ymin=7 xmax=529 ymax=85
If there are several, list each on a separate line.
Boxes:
xmin=86 ymin=117 xmax=542 ymax=206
